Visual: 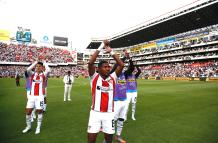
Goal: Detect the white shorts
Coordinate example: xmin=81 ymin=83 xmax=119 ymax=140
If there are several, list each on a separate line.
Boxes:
xmin=114 ymin=100 xmax=128 ymax=121
xmin=127 ymin=92 xmax=137 ymax=104
xmin=26 ymin=95 xmax=44 ymax=110
xmin=87 ymin=110 xmax=115 ymax=134
xmin=26 ymin=91 xmax=30 ymax=97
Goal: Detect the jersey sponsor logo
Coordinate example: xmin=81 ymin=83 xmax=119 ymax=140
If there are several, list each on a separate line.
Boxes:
xmin=128 ymin=79 xmax=135 ymax=82
xmin=33 ymin=79 xmax=42 ymax=83
xmin=117 ymin=79 xmax=126 ymax=84
xmin=96 ymin=86 xmax=112 ymax=92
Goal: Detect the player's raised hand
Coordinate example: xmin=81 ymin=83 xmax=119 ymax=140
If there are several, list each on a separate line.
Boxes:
xmin=104 ymin=45 xmax=112 ymax=53
xmin=103 ymin=39 xmax=110 ymax=47
xmin=37 ymin=57 xmax=41 ymax=62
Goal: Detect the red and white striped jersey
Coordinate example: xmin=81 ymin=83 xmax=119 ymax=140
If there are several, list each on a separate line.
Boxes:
xmin=29 ymin=72 xmax=47 ymax=96
xmin=90 ymin=72 xmax=117 ymax=112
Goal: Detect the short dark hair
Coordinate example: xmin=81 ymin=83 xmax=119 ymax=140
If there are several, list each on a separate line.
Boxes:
xmin=98 ymin=60 xmax=108 ymax=68
xmin=67 ymin=71 xmax=71 ymax=74
xmin=37 ymin=62 xmax=43 ymax=66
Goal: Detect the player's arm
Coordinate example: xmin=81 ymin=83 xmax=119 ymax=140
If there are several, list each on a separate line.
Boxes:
xmin=124 ymin=58 xmax=134 ymax=78
xmin=105 ymin=46 xmax=124 ymax=76
xmin=135 ymin=65 xmax=141 ymax=79
xmin=88 ymin=42 xmax=105 ymax=76
xmin=110 ymin=55 xmax=127 ymax=74
xmin=113 ymin=53 xmax=124 ymax=76
xmin=43 ymin=61 xmax=51 ymax=76
xmin=27 ymin=61 xmax=38 ymax=74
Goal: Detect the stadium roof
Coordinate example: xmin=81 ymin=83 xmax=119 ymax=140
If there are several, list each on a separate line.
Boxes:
xmin=86 ymin=0 xmax=218 ymax=49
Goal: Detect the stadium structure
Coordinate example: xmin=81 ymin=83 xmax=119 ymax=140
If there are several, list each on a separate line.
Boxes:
xmin=83 ymin=0 xmax=218 ymax=81
xmin=0 ymin=0 xmax=218 ymax=81
xmin=1 ymin=1 xmax=218 ymax=143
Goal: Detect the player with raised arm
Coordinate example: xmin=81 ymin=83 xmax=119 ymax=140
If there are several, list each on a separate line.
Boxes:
xmin=103 ymin=50 xmax=133 ymax=143
xmin=126 ymin=61 xmax=141 ymax=121
xmin=22 ymin=60 xmax=50 ymax=134
xmin=87 ymin=40 xmax=124 ymax=143
xmin=24 ymin=70 xmax=36 ymax=122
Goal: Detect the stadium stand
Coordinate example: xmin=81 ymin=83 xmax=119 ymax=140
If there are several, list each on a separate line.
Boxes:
xmin=83 ymin=26 xmax=218 ymax=79
xmin=0 ymin=0 xmax=218 ymax=80
xmin=84 ymin=1 xmax=218 ymax=81
xmin=0 ymin=43 xmax=89 ymax=78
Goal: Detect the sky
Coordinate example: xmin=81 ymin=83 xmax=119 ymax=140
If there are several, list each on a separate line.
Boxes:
xmin=0 ymin=0 xmax=208 ymax=51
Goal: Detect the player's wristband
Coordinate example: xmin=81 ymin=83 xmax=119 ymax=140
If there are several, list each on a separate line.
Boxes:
xmin=97 ymin=42 xmax=104 ymax=52
xmin=110 ymin=50 xmax=115 ymax=56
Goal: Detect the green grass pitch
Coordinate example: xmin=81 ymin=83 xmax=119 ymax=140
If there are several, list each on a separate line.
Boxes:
xmin=0 ymin=78 xmax=218 ymax=143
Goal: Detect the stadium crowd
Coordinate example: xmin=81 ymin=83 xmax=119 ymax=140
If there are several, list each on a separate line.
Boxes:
xmin=0 ymin=42 xmax=86 ymax=78
xmin=140 ymin=60 xmax=218 ymax=78
xmin=130 ymin=36 xmax=218 ymax=61
xmin=1 ymin=60 xmax=217 ymax=78
xmin=1 ymin=28 xmax=218 ymax=79
xmin=0 ymin=65 xmax=88 ymax=78
xmin=0 ymin=42 xmax=74 ymax=63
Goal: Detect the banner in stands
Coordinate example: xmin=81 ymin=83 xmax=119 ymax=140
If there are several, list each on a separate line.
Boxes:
xmin=53 ymin=36 xmax=68 ymax=46
xmin=16 ymin=27 xmax=31 ymax=43
xmin=130 ymin=45 xmax=143 ymax=52
xmin=176 ymin=30 xmax=209 ymax=40
xmin=143 ymin=42 xmax=157 ymax=49
xmin=40 ymin=35 xmax=52 ymax=45
xmin=0 ymin=30 xmax=10 ymax=41
xmin=156 ymin=37 xmax=175 ymax=47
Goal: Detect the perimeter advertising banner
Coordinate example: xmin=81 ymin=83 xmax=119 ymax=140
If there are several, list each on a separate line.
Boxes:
xmin=53 ymin=36 xmax=68 ymax=46
xmin=0 ymin=30 xmax=10 ymax=41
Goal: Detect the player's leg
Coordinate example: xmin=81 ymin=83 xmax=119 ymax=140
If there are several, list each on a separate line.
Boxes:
xmin=22 ymin=108 xmax=33 ymax=133
xmin=22 ymin=97 xmax=34 ymax=133
xmin=87 ymin=110 xmax=101 ymax=143
xmin=114 ymin=118 xmax=126 ymax=143
xmin=115 ymin=101 xmax=127 ymax=143
xmin=31 ymin=107 xmax=36 ymax=122
xmin=131 ymin=92 xmax=137 ymax=120
xmin=116 ymin=106 xmax=125 ymax=136
xmin=104 ymin=133 xmax=113 ymax=143
xmin=64 ymin=85 xmax=68 ymax=101
xmin=88 ymin=133 xmax=98 ymax=143
xmin=68 ymin=85 xmax=72 ymax=101
xmin=35 ymin=109 xmax=43 ymax=134
xmin=43 ymin=88 xmax=47 ymax=111
xmin=102 ymin=112 xmax=115 ymax=143
xmin=125 ymin=92 xmax=132 ymax=120
xmin=43 ymin=97 xmax=47 ymax=112
xmin=35 ymin=96 xmax=44 ymax=134
xmin=27 ymin=91 xmax=36 ymax=122
xmin=114 ymin=101 xmax=123 ymax=137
